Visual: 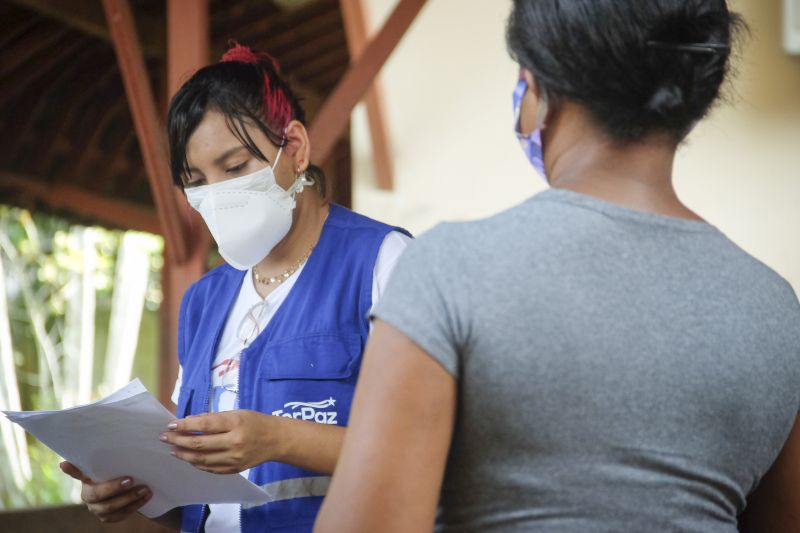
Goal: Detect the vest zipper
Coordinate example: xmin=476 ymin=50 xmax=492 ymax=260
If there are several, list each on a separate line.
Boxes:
xmin=196 ymin=379 xmax=212 ymax=533
xmin=237 ymin=343 xmax=247 ymax=532
xmin=195 ymin=504 xmax=207 ymax=533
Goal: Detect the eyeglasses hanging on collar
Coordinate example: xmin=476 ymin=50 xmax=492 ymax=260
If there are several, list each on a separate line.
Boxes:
xmin=221 ymin=301 xmax=269 ymax=394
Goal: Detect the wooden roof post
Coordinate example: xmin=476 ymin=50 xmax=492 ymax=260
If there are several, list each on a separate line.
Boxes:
xmin=310 ymin=0 xmax=427 ymax=165
xmin=103 ymin=0 xmax=210 ymax=407
xmin=167 ymin=0 xmax=209 ymax=98
xmin=340 ymin=0 xmax=395 ymax=190
xmin=102 ymin=0 xmax=189 ymax=263
xmin=157 ymin=0 xmax=211 ymax=409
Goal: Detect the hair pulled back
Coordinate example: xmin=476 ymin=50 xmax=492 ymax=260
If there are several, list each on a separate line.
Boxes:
xmin=507 ymin=0 xmax=747 ymax=142
xmin=167 ymin=43 xmax=327 ymax=196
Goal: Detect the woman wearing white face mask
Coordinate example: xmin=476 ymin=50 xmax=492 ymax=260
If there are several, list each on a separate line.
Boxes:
xmin=58 ymin=43 xmax=411 ymax=533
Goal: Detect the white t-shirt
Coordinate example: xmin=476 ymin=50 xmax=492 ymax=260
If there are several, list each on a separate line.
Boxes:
xmin=171 ymin=231 xmax=410 ymax=533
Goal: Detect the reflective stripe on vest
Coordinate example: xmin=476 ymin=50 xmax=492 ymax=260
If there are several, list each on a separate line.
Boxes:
xmin=242 ymin=476 xmax=331 ymax=510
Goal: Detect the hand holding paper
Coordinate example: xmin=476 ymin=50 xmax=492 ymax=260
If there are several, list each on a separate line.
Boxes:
xmin=162 ymin=409 xmax=284 ymax=475
xmin=59 ymin=460 xmax=153 ymax=523
xmin=3 ymin=379 xmax=272 ymax=518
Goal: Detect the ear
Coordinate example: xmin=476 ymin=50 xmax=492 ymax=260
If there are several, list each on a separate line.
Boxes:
xmin=284 ymin=120 xmax=311 ymax=174
xmin=521 ymin=69 xmax=539 ymax=99
xmin=518 ymin=68 xmax=544 ymax=135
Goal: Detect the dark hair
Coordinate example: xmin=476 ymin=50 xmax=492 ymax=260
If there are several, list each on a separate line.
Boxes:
xmin=167 ymin=46 xmax=327 ymax=196
xmin=506 ymin=0 xmax=747 ymax=143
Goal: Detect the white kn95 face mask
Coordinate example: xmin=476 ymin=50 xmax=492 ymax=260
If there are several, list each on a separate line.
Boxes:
xmin=184 ymin=146 xmax=314 ymax=270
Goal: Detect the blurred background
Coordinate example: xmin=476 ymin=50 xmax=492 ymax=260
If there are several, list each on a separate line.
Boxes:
xmin=351 ymin=0 xmax=800 ymax=292
xmin=0 ymin=0 xmax=797 ymax=530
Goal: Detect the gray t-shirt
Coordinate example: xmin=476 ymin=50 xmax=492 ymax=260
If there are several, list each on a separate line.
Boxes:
xmin=372 ymin=188 xmax=800 ymax=532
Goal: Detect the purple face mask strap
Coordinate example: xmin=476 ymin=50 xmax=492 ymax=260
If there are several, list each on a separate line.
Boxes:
xmin=513 ymin=73 xmax=549 ymax=180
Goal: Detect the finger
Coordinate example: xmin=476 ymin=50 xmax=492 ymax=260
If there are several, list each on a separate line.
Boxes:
xmin=82 ymin=476 xmax=135 ymax=504
xmin=169 ymin=412 xmax=230 ymax=434
xmin=96 ymin=488 xmax=152 ymax=523
xmin=171 ymin=447 xmax=242 ymax=473
xmin=90 ymin=486 xmax=150 ymax=520
xmin=59 ymin=461 xmax=90 ymax=483
xmin=194 ymin=464 xmax=240 ymax=475
xmin=160 ymin=430 xmax=231 ymax=452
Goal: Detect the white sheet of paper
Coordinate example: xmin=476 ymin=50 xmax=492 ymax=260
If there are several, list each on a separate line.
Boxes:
xmin=3 ymin=379 xmax=271 ymax=517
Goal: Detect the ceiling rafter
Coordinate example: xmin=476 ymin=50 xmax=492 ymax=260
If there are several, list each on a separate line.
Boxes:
xmin=66 ymin=85 xmax=130 ymax=187
xmin=0 ymin=22 xmax=67 ymax=78
xmin=0 ymin=36 xmax=91 ymax=110
xmin=210 ymin=0 xmax=282 ymax=38
xmin=271 ymin=27 xmax=345 ymax=69
xmin=111 ymin=131 xmax=144 ymax=198
xmin=221 ymin=0 xmax=333 ymax=43
xmin=0 ymin=171 xmax=160 ymax=235
xmin=0 ymin=9 xmax=39 ymax=50
xmin=242 ymin=9 xmax=342 ymax=55
xmin=310 ymin=0 xmax=427 ymax=163
xmin=294 ymin=45 xmax=348 ymax=76
xmin=64 ymin=97 xmax=130 ymax=187
xmin=7 ymin=0 xmax=165 ymax=58
xmin=313 ymin=55 xmax=351 ymax=87
xmin=18 ymin=50 xmax=117 ymax=175
xmin=1 ymin=66 xmax=77 ymax=167
xmin=28 ymin=50 xmax=117 ymax=179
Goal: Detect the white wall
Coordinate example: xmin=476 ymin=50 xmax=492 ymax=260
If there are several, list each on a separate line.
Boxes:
xmin=675 ymin=0 xmax=800 ymax=292
xmin=351 ymin=0 xmax=800 ymax=293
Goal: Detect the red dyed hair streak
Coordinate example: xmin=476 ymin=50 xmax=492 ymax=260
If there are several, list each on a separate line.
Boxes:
xmin=221 ymin=42 xmax=294 ymax=133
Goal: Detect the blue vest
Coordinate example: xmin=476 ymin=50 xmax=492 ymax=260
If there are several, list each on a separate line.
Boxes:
xmin=176 ymin=204 xmax=409 ymax=532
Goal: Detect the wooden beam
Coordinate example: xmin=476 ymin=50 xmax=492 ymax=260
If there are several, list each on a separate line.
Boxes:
xmin=158 ymin=0 xmax=212 ymax=409
xmin=0 ymin=36 xmax=89 ymax=110
xmin=0 ymin=9 xmax=38 ymax=51
xmin=167 ymin=0 xmax=209 ymax=97
xmin=293 ymin=47 xmax=349 ymax=81
xmin=0 ymin=171 xmax=161 ymax=234
xmin=8 ymin=0 xmax=164 ymax=58
xmin=64 ymin=97 xmax=129 ymax=187
xmin=241 ymin=9 xmax=342 ymax=56
xmin=108 ymin=132 xmax=140 ymax=197
xmin=0 ymin=24 xmax=67 ymax=78
xmin=310 ymin=0 xmax=426 ymax=164
xmin=4 ymin=48 xmax=111 ymax=169
xmin=102 ymin=0 xmax=189 ymax=264
xmin=275 ymin=28 xmax=345 ymax=68
xmin=227 ymin=0 xmax=334 ymax=49
xmin=26 ymin=50 xmax=115 ymax=177
xmin=314 ymin=62 xmax=352 ymax=91
xmin=340 ymin=0 xmax=395 ymax=190
xmin=212 ymin=0 xmax=281 ymax=41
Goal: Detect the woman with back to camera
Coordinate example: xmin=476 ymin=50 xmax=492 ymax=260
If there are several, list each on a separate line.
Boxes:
xmin=316 ymin=1 xmax=800 ymax=531
xmin=58 ymin=43 xmax=411 ymax=532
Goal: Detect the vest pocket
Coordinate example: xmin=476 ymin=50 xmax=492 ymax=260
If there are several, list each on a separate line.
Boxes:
xmin=255 ymin=333 xmax=363 ymax=427
xmin=263 ymin=333 xmax=361 ymax=380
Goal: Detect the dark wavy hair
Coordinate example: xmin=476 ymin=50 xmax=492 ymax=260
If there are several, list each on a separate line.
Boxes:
xmin=167 ymin=45 xmax=327 ymax=196
xmin=506 ymin=0 xmax=747 ymax=143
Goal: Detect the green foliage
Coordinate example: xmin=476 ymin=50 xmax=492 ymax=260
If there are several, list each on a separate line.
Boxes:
xmin=21 ymin=445 xmax=71 ymax=506
xmin=0 ymin=205 xmax=164 ymax=509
